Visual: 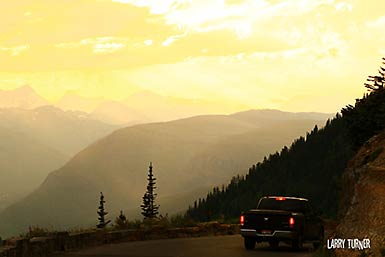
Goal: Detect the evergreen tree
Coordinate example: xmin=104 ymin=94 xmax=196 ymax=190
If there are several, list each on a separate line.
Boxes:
xmin=364 ymin=57 xmax=385 ymax=91
xmin=97 ymin=192 xmax=111 ymax=228
xmin=141 ymin=162 xmax=159 ymax=219
xmin=115 ymin=210 xmax=129 ymax=229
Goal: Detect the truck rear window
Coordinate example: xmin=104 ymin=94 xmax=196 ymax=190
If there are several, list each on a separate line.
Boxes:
xmin=257 ymin=198 xmax=306 ymax=212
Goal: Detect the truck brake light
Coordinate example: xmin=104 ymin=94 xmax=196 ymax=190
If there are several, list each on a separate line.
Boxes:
xmin=289 ymin=217 xmax=295 ymax=228
xmin=276 ymin=197 xmax=286 ymax=201
xmin=240 ymin=215 xmax=245 ymax=226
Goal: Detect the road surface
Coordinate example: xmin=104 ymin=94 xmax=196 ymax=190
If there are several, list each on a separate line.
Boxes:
xmin=55 ymin=235 xmax=314 ymax=257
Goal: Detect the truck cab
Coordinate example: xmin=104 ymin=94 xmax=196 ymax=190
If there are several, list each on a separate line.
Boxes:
xmin=240 ymin=196 xmax=324 ymax=250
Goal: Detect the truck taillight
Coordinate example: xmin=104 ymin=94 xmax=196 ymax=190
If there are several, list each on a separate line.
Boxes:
xmin=240 ymin=215 xmax=245 ymax=226
xmin=276 ymin=197 xmax=286 ymax=201
xmin=289 ymin=217 xmax=295 ymax=228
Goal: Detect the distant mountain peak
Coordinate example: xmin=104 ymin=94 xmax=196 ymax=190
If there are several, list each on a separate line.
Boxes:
xmin=34 ymin=105 xmax=63 ymax=112
xmin=0 ymin=85 xmax=49 ymax=109
xmin=56 ymin=93 xmax=106 ymax=113
xmin=0 ymin=85 xmax=35 ymax=94
xmin=14 ymin=85 xmax=35 ymax=93
xmin=230 ymin=109 xmax=332 ymax=122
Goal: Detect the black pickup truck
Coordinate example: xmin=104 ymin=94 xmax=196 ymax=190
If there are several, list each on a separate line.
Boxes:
xmin=240 ymin=196 xmax=324 ymax=250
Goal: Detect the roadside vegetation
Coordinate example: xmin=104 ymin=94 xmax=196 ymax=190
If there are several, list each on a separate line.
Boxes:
xmin=16 ymin=163 xmax=198 ymax=239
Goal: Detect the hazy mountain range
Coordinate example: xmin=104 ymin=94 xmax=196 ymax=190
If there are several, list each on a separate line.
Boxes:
xmin=0 ymin=106 xmax=117 ymax=156
xmin=1 ymin=86 xmax=244 ymax=125
xmin=0 ymin=126 xmax=67 ymax=211
xmin=0 ymin=109 xmax=331 ymax=237
xmin=0 ymin=86 xmax=48 ymax=109
xmin=0 ymin=106 xmax=117 ymax=212
xmin=57 ymin=91 xmax=245 ymax=125
xmin=0 ymin=86 xmax=333 ymax=237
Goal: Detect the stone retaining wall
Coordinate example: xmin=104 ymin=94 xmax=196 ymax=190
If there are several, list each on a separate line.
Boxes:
xmin=0 ymin=224 xmax=239 ymax=257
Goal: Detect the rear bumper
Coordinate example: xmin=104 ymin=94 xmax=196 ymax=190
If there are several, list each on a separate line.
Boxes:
xmin=241 ymin=228 xmax=298 ymax=241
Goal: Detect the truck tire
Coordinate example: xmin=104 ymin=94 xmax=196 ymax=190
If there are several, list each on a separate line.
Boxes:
xmin=244 ymin=237 xmax=256 ymax=250
xmin=292 ymin=235 xmax=303 ymax=250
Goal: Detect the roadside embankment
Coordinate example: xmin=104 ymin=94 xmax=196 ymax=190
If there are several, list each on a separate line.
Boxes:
xmin=0 ymin=222 xmax=239 ymax=257
xmin=334 ymin=132 xmax=385 ymax=257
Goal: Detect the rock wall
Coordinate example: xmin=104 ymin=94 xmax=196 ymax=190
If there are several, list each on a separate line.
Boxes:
xmin=0 ymin=223 xmax=239 ymax=257
xmin=335 ymin=132 xmax=385 ymax=257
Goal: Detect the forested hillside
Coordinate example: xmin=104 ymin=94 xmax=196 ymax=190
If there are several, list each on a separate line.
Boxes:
xmin=187 ymin=58 xmax=385 ymax=221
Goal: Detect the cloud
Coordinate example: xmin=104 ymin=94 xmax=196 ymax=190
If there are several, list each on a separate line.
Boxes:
xmin=112 ymin=0 xmax=177 ymax=14
xmin=0 ymin=45 xmax=30 ymax=56
xmin=334 ymin=2 xmax=353 ymax=12
xmin=122 ymin=47 xmax=365 ymax=109
xmin=0 ymin=0 xmax=384 ymax=89
xmin=144 ymin=39 xmax=153 ymax=46
xmin=0 ymin=0 xmax=171 ymax=46
xmin=366 ymin=15 xmax=385 ymax=28
xmin=55 ymin=37 xmax=127 ymax=54
xmin=162 ymin=31 xmax=188 ymax=46
xmin=225 ymin=0 xmax=245 ymax=5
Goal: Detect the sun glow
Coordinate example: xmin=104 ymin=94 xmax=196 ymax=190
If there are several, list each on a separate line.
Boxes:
xmin=0 ymin=0 xmax=384 ymax=113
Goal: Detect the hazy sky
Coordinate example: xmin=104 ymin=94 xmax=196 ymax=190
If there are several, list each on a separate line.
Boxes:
xmin=0 ymin=0 xmax=384 ymax=112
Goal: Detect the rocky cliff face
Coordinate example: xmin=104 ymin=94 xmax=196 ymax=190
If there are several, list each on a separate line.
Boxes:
xmin=335 ymin=132 xmax=385 ymax=257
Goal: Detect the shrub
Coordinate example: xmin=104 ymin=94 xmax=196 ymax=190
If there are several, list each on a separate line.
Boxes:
xmin=169 ymin=214 xmax=197 ymax=227
xmin=114 ymin=211 xmax=130 ymax=230
xmin=22 ymin=226 xmax=53 ymax=238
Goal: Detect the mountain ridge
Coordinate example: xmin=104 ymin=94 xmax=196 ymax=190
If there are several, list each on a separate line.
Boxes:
xmin=0 ymin=85 xmax=48 ymax=109
xmin=0 ymin=109 xmax=330 ymax=237
xmin=0 ymin=106 xmax=119 ymax=213
xmin=0 ymin=106 xmax=118 ymax=156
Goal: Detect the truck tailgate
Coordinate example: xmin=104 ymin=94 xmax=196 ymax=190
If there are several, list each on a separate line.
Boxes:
xmin=243 ymin=209 xmax=293 ymax=231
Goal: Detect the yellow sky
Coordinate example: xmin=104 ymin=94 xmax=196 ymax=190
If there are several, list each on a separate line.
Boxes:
xmin=0 ymin=0 xmax=384 ymax=112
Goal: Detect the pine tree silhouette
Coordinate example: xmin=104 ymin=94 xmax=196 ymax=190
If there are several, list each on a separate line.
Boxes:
xmin=141 ymin=162 xmax=159 ymax=219
xmin=97 ymin=192 xmax=111 ymax=228
xmin=115 ymin=210 xmax=128 ymax=229
xmin=364 ymin=57 xmax=385 ymax=91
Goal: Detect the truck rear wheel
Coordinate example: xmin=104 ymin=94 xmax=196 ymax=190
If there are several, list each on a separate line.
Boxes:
xmin=244 ymin=237 xmax=256 ymax=250
xmin=292 ymin=235 xmax=303 ymax=250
